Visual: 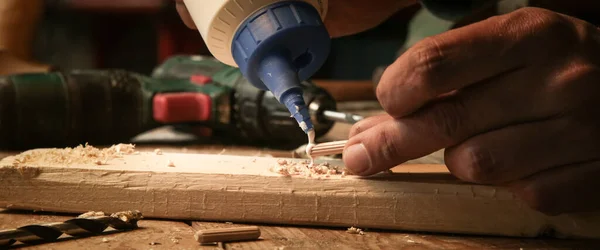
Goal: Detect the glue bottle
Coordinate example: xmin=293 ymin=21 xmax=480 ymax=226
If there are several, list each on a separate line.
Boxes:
xmin=182 ymin=0 xmax=331 ymax=134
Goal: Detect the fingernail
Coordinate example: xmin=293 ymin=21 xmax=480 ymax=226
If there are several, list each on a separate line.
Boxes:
xmin=343 ymin=143 xmax=372 ymax=174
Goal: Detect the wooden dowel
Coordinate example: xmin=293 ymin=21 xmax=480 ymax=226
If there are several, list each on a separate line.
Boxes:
xmin=309 ymin=140 xmax=348 ymax=157
xmin=194 ymin=226 xmax=261 ymax=243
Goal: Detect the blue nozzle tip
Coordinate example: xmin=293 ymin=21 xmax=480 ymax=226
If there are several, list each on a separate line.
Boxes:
xmin=281 ymin=89 xmax=314 ymax=133
xmin=257 ymin=52 xmax=313 ymax=133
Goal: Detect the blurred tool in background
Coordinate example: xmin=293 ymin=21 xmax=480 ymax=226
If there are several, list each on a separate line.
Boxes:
xmin=0 ymin=0 xmax=52 ymax=75
xmin=0 ymin=55 xmax=364 ymax=150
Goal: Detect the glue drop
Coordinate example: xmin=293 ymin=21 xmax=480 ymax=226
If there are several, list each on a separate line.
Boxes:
xmin=306 ymin=129 xmax=316 ymax=167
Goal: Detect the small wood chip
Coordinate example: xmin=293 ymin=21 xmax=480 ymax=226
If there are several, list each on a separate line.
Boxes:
xmin=346 ymin=226 xmax=365 ymax=235
xmin=102 ymin=237 xmax=109 ymax=243
xmin=78 ymin=211 xmax=105 ymax=218
xmin=154 ymin=149 xmax=163 ymax=155
xmin=167 ymin=160 xmax=175 ymax=167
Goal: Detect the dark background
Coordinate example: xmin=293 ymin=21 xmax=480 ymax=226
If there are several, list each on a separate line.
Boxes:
xmin=32 ymin=1 xmax=419 ymax=80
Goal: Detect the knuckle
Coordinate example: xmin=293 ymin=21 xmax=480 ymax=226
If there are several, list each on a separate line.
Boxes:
xmin=407 ymin=37 xmax=446 ymax=91
xmin=349 ymin=120 xmax=370 ymax=137
xmin=419 ymin=100 xmax=470 ymax=144
xmin=554 ymin=62 xmax=597 ymax=89
xmin=374 ymin=124 xmax=401 ymax=163
xmin=514 ymin=7 xmax=578 ymax=44
xmin=455 ymin=146 xmax=499 ymax=184
xmin=348 ymin=125 xmax=363 ymax=138
xmin=550 ymin=62 xmax=600 ymax=111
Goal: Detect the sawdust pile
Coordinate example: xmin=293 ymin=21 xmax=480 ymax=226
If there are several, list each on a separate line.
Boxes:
xmin=270 ymin=159 xmax=351 ymax=178
xmin=12 ymin=143 xmax=138 ymax=167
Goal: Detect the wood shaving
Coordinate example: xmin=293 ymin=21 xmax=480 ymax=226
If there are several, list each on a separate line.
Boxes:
xmin=346 ymin=227 xmax=365 ymax=235
xmin=270 ymin=159 xmax=349 ymax=178
xmin=11 ymin=143 xmax=138 ymax=167
xmin=167 ymin=160 xmax=176 ymax=167
xmin=111 ymin=210 xmax=143 ymax=223
xmin=78 ymin=211 xmax=106 ymax=218
xmin=154 ymin=148 xmax=163 ymax=155
xmin=273 ymin=166 xmax=290 ymax=176
xmin=102 ymin=237 xmax=109 ymax=243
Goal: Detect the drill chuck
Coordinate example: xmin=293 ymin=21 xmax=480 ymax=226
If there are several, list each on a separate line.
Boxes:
xmin=321 ymin=110 xmax=364 ymax=124
xmin=227 ymin=75 xmax=335 ymax=147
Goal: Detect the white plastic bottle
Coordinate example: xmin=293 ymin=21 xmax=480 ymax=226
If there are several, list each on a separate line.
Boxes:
xmin=182 ymin=0 xmax=332 ymax=135
xmin=183 ymin=0 xmax=328 ymax=67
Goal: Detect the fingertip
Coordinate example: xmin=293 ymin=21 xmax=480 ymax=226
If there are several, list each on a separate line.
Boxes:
xmin=343 ymin=142 xmax=372 ymax=175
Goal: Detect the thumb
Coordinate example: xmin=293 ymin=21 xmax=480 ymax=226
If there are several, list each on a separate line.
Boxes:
xmin=342 ymin=107 xmax=459 ymax=176
xmin=342 ymin=120 xmax=426 ymax=176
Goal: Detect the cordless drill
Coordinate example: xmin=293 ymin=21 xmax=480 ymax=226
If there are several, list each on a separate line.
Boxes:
xmin=0 ymin=55 xmax=360 ymax=150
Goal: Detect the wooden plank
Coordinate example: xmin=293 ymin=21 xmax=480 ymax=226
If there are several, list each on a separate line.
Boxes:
xmin=190 ymin=221 xmax=600 ymax=249
xmin=2 ymin=149 xmax=600 ymax=239
xmin=0 ymin=209 xmax=198 ymax=249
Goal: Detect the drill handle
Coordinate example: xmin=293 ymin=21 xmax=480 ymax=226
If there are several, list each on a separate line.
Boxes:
xmin=0 ymin=70 xmax=148 ymax=149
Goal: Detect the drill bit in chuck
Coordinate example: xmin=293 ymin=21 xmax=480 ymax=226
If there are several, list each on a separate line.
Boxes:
xmin=0 ymin=210 xmax=143 ymax=247
xmin=322 ymin=110 xmax=364 ymax=124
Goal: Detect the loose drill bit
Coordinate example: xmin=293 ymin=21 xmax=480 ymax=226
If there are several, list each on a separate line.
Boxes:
xmin=0 ymin=210 xmax=143 ymax=247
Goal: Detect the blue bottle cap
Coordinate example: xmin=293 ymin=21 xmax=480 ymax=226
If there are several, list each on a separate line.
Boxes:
xmin=231 ymin=1 xmax=331 ymax=133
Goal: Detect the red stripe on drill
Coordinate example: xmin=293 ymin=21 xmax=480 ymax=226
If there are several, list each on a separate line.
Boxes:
xmin=190 ymin=74 xmax=212 ymax=85
xmin=153 ymin=93 xmax=212 ymax=123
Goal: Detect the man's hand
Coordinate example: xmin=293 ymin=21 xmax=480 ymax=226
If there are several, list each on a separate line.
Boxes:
xmin=343 ymin=7 xmax=600 ymax=215
xmin=173 ymin=0 xmax=416 ymax=38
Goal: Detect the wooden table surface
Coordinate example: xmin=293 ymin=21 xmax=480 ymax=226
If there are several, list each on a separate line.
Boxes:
xmin=1 ymin=102 xmax=599 ymax=249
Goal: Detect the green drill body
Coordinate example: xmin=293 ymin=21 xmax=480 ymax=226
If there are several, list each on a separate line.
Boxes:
xmin=0 ymin=55 xmax=336 ymax=149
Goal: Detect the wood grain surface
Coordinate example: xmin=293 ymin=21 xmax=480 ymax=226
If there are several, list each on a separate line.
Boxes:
xmin=2 ymin=209 xmax=599 ymax=249
xmin=2 ymin=149 xmax=600 ymax=239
